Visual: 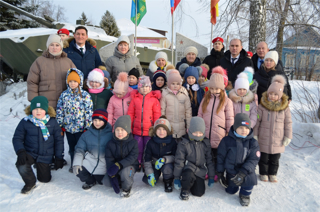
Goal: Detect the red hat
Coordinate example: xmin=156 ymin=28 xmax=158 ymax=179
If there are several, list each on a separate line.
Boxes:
xmin=247 ymin=51 xmax=253 ymax=57
xmin=212 ymin=37 xmax=224 ymax=44
xmin=57 ymin=28 xmax=70 ymax=36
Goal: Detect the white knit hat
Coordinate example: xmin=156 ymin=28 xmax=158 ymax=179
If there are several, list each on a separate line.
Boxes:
xmin=116 ymin=35 xmax=131 ymax=49
xmin=46 ymin=34 xmax=63 ymax=49
xmin=155 ymin=51 xmax=168 ymax=62
xmin=234 ymin=73 xmax=249 ymax=93
xmin=184 ymin=46 xmax=198 ymax=56
xmin=87 ymin=68 xmax=105 ymax=89
xmin=264 ymin=51 xmax=279 ymax=65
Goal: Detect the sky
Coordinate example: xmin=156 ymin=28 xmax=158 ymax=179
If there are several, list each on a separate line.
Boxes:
xmin=51 ymin=0 xmax=228 ymax=50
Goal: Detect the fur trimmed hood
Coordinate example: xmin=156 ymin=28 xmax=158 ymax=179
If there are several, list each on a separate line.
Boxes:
xmin=63 ymin=37 xmax=97 ymax=49
xmin=229 ymin=89 xmax=255 ymax=104
xmin=24 ymin=105 xmax=56 ymax=117
xmin=260 ymin=91 xmax=289 ymax=111
xmin=148 ymin=60 xmax=172 ymax=74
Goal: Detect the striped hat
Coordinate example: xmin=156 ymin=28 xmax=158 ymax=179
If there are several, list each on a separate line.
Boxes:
xmin=92 ymin=109 xmax=108 ymax=124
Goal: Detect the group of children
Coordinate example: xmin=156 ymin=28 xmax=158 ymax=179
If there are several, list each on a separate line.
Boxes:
xmin=12 ymin=49 xmax=292 ymax=206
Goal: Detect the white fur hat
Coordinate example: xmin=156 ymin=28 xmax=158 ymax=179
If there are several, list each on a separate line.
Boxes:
xmin=116 ymin=35 xmax=131 ymax=49
xmin=184 ymin=46 xmax=198 ymax=56
xmin=264 ymin=51 xmax=279 ymax=65
xmin=46 ymin=34 xmax=63 ymax=49
xmin=87 ymin=68 xmax=105 ymax=89
xmin=234 ymin=73 xmax=249 ymax=93
xmin=155 ymin=51 xmax=168 ymax=62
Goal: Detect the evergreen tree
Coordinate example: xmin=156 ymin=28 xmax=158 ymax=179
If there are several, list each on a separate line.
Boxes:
xmin=79 ymin=12 xmax=90 ymax=25
xmin=100 ymin=10 xmax=121 ymax=37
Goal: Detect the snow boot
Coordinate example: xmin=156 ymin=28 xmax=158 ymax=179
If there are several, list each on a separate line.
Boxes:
xmin=179 ymin=190 xmax=190 ymax=201
xmin=260 ymin=175 xmax=268 ymax=182
xmin=164 ymin=179 xmax=173 ymax=193
xmin=69 ymin=166 xmax=73 ymax=173
xmin=239 ymin=194 xmax=250 ymax=206
xmin=21 ymin=184 xmax=36 ymax=194
xmin=269 ymin=175 xmax=278 ymax=183
xmin=121 ymin=188 xmax=131 ymax=198
xmin=82 ymin=182 xmax=96 ymax=190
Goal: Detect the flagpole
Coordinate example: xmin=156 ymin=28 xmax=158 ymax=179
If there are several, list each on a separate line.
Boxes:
xmin=171 ymin=12 xmax=174 ymax=64
xmin=210 ymin=24 xmax=213 ymax=50
xmin=135 ymin=0 xmax=138 ymax=56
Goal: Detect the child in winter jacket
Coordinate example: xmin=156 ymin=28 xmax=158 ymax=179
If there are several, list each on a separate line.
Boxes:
xmin=160 ymin=70 xmax=192 ymax=140
xmin=128 ymin=75 xmax=161 ymax=166
xmin=183 ymin=66 xmax=205 ymax=116
xmin=128 ymin=68 xmax=140 ymax=90
xmin=217 ymin=113 xmax=260 ymax=206
xmin=198 ymin=66 xmax=234 ymax=180
xmin=152 ymin=69 xmax=167 ymax=91
xmin=241 ymin=67 xmax=259 ymax=105
xmin=254 ymin=75 xmax=292 ymax=183
xmin=107 ymin=72 xmax=133 ymax=128
xmin=86 ymin=68 xmax=113 ymax=111
xmin=12 ymin=96 xmax=64 ymax=194
xmin=173 ymin=117 xmax=215 ymax=200
xmin=142 ymin=116 xmax=177 ymax=192
xmin=229 ymin=72 xmax=257 ymax=128
xmin=73 ymin=109 xmax=113 ymax=190
xmin=56 ymin=68 xmax=93 ymax=173
xmin=105 ymin=115 xmax=139 ymax=197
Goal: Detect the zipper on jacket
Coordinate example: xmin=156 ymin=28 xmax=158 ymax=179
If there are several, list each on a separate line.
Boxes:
xmin=268 ymin=111 xmax=270 ymax=121
xmin=120 ymin=140 xmax=123 ymax=159
xmin=209 ymin=95 xmax=216 ymax=140
xmin=241 ymin=101 xmax=243 ymax=113
xmin=91 ymin=130 xmax=101 ymax=174
xmin=141 ymin=95 xmax=145 ymax=136
xmin=122 ymin=99 xmax=124 ymax=115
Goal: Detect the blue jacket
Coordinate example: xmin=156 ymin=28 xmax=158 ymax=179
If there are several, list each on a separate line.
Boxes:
xmin=73 ymin=123 xmax=113 ymax=175
xmin=56 ymin=68 xmax=93 ymax=133
xmin=12 ymin=106 xmax=64 ymax=164
xmin=217 ymin=126 xmax=260 ymax=187
xmin=63 ymin=39 xmax=103 ymax=79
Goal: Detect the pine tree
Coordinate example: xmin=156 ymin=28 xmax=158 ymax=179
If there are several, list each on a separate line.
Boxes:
xmin=79 ymin=12 xmax=90 ymax=25
xmin=100 ymin=10 xmax=121 ymax=37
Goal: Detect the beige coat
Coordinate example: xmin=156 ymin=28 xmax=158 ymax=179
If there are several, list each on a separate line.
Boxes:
xmin=27 ymin=50 xmax=76 ymax=109
xmin=160 ymin=87 xmax=192 ymax=138
xmin=254 ymin=92 xmax=292 ymax=154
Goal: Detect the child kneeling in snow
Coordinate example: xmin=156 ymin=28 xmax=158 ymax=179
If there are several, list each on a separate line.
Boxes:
xmin=216 ymin=113 xmax=260 ymax=206
xmin=142 ymin=116 xmax=177 ymax=192
xmin=73 ymin=109 xmax=113 ymax=190
xmin=104 ymin=115 xmax=139 ymax=197
xmin=12 ymin=96 xmax=64 ymax=194
xmin=173 ymin=117 xmax=215 ymax=200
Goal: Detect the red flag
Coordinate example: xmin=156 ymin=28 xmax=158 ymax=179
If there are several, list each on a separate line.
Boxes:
xmin=211 ymin=0 xmax=219 ymax=25
xmin=171 ymin=0 xmax=181 ymax=14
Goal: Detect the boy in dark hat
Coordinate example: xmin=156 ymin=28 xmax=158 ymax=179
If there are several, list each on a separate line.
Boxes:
xmin=128 ymin=68 xmax=140 ymax=90
xmin=12 ymin=96 xmax=64 ymax=194
xmin=216 ymin=113 xmax=260 ymax=206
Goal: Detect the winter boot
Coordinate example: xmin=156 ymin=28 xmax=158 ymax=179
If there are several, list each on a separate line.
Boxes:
xmin=239 ymin=194 xmax=250 ymax=206
xmin=269 ymin=175 xmax=278 ymax=183
xmin=121 ymin=188 xmax=131 ymax=198
xmin=260 ymin=175 xmax=268 ymax=182
xmin=69 ymin=166 xmax=73 ymax=173
xmin=21 ymin=184 xmax=36 ymax=194
xmin=179 ymin=190 xmax=190 ymax=201
xmin=82 ymin=182 xmax=96 ymax=190
xmin=164 ymin=179 xmax=173 ymax=193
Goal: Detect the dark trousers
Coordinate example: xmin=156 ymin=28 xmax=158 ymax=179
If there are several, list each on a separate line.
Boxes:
xmin=225 ymin=173 xmax=253 ymax=196
xmin=181 ymin=169 xmax=205 ymax=197
xmin=65 ymin=132 xmax=83 ymax=165
xmin=16 ymin=153 xmax=51 ymax=186
xmin=211 ymin=148 xmax=217 ymax=170
xmin=76 ymin=166 xmax=104 ymax=185
xmin=142 ymin=163 xmax=174 ymax=185
xmin=259 ymin=152 xmax=281 ymax=175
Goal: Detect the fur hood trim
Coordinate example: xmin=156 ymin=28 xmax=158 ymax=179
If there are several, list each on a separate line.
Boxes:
xmin=229 ymin=89 xmax=255 ymax=104
xmin=148 ymin=60 xmax=172 ymax=73
xmin=63 ymin=37 xmax=97 ymax=48
xmin=24 ymin=105 xmax=56 ymax=117
xmin=260 ymin=92 xmax=289 ymax=111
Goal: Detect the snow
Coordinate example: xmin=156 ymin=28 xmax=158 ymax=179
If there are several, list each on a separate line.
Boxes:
xmin=0 ymin=81 xmax=319 ymax=211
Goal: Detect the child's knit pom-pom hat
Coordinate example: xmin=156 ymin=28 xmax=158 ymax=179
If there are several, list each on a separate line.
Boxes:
xmin=209 ymin=66 xmax=228 ymax=90
xmin=113 ymin=72 xmax=129 ymax=94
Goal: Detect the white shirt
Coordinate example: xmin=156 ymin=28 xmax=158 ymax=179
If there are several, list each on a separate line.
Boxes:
xmin=230 ymin=54 xmax=240 ymax=64
xmin=76 ymin=44 xmax=86 ymax=54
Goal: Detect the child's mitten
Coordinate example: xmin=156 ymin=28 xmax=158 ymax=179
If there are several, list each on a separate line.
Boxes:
xmin=147 ymin=173 xmax=156 ymax=187
xmin=174 ymin=179 xmax=181 ymax=190
xmin=282 ymin=137 xmax=291 ymax=146
xmin=107 ymin=162 xmax=122 ymax=176
xmin=217 ymin=172 xmax=228 ymax=188
xmin=109 ymin=176 xmax=120 ymax=194
xmin=73 ymin=165 xmax=82 ymax=175
xmin=54 ymin=158 xmax=64 ymax=170
xmin=231 ymin=171 xmax=246 ymax=186
xmin=16 ymin=149 xmax=27 ymax=166
xmin=155 ymin=158 xmax=165 ymax=170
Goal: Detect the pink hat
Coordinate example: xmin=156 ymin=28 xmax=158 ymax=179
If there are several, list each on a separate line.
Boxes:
xmin=87 ymin=68 xmax=105 ymax=89
xmin=167 ymin=70 xmax=182 ymax=86
xmin=209 ymin=66 xmax=227 ymax=90
xmin=138 ymin=75 xmax=151 ymax=89
xmin=113 ymin=72 xmax=129 ymax=94
xmin=267 ymin=75 xmax=287 ymax=98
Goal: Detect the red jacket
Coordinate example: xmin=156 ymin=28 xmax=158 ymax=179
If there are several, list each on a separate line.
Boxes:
xmin=128 ymin=90 xmax=161 ymax=136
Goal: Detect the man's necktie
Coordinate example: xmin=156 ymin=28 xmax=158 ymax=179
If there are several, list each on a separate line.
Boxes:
xmin=80 ymin=47 xmax=84 ymax=55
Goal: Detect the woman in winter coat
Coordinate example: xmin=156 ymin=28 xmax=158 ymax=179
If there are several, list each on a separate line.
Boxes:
xmin=107 ymin=72 xmax=133 ymax=128
xmin=73 ymin=109 xmax=113 ymax=190
xmin=254 ymin=75 xmax=292 ymax=183
xmin=176 ymin=46 xmax=202 ymax=71
xmin=105 ymin=35 xmax=143 ymax=82
xmin=203 ymin=37 xmax=225 ymax=78
xmin=255 ymin=51 xmax=292 ymax=103
xmin=27 ymin=34 xmax=76 ymax=109
xmin=160 ymin=70 xmax=192 ymax=140
xmin=146 ymin=51 xmax=172 ymax=80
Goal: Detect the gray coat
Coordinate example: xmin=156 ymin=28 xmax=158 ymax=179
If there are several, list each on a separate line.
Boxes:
xmin=105 ymin=47 xmax=143 ymax=82
xmin=173 ymin=137 xmax=215 ymax=180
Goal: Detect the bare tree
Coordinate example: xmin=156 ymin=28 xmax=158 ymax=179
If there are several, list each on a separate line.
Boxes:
xmin=249 ymin=0 xmax=266 ymax=52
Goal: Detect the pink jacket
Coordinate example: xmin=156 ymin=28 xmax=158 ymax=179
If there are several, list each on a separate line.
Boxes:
xmin=198 ymin=94 xmax=234 ymax=148
xmin=107 ymin=87 xmax=133 ymax=127
xmin=229 ymin=89 xmax=257 ymax=128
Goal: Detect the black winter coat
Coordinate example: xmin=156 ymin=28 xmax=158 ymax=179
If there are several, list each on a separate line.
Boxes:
xmin=176 ymin=57 xmax=202 ymax=70
xmin=105 ymin=133 xmax=139 ymax=171
xmin=220 ymin=49 xmax=254 ymax=85
xmin=203 ymin=47 xmax=225 ymax=78
xmin=217 ymin=127 xmax=260 ymax=187
xmin=12 ymin=117 xmax=64 ymax=164
xmin=252 ymin=53 xmax=284 ymax=73
xmin=255 ymin=64 xmax=292 ymax=102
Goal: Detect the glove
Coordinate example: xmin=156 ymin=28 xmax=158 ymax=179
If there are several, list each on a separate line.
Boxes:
xmin=107 ymin=162 xmax=122 ymax=177
xmin=217 ymin=172 xmax=228 ymax=188
xmin=155 ymin=158 xmax=165 ymax=170
xmin=208 ymin=178 xmax=214 ymax=187
xmin=54 ymin=158 xmax=64 ymax=170
xmin=73 ymin=165 xmax=82 ymax=175
xmin=231 ymin=171 xmax=246 ymax=186
xmin=109 ymin=176 xmax=120 ymax=194
xmin=283 ymin=137 xmax=291 ymax=146
xmin=147 ymin=173 xmax=156 ymax=187
xmin=174 ymin=179 xmax=181 ymax=190
xmin=254 ymin=136 xmax=258 ymax=141
xmin=16 ymin=149 xmax=28 ymax=166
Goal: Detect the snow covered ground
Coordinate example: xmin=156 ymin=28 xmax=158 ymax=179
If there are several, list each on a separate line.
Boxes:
xmin=0 ymin=81 xmax=319 ymax=211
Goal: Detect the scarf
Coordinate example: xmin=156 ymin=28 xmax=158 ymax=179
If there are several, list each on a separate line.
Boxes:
xmin=24 ymin=115 xmax=51 ymax=141
xmin=153 ymin=135 xmax=173 ymax=144
xmin=88 ymin=87 xmax=104 ymax=94
xmin=234 ymin=131 xmax=247 ymax=138
xmin=129 ymin=84 xmax=138 ymax=90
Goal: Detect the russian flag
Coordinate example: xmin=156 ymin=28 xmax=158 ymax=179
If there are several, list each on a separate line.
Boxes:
xmin=171 ymin=0 xmax=181 ymax=14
